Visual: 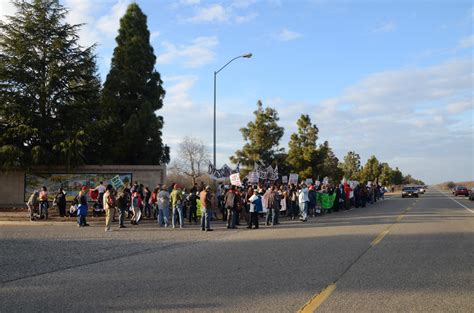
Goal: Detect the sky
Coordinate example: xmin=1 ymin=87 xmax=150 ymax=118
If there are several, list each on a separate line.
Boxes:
xmin=1 ymin=0 xmax=473 ymax=184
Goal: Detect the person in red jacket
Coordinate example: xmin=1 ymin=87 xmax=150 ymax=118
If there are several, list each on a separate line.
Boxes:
xmin=344 ymin=182 xmax=352 ymax=210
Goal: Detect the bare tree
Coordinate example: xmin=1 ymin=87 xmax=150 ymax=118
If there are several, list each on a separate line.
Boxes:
xmin=176 ymin=137 xmax=210 ymax=186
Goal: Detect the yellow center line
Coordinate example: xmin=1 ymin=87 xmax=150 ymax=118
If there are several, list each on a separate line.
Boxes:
xmin=370 ymin=229 xmax=390 ymax=247
xmin=298 ymin=283 xmax=337 ymax=313
xmin=298 ymin=204 xmax=411 ymax=312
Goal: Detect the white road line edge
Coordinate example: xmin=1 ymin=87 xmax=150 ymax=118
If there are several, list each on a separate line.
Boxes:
xmin=435 ymin=188 xmax=474 ymax=214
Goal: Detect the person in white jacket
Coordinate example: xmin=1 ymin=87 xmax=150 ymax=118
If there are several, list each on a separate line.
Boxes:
xmin=298 ymin=184 xmax=309 ymax=222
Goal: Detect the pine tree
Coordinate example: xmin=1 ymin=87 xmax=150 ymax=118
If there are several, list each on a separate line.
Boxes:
xmin=101 ymin=3 xmax=169 ymax=165
xmin=230 ymin=100 xmax=284 ymax=168
xmin=339 ymin=151 xmax=362 ymax=180
xmin=378 ymin=162 xmax=393 ymax=186
xmin=0 ymin=0 xmax=101 ymax=170
xmin=286 ymin=114 xmax=318 ymax=178
xmin=316 ymin=141 xmax=343 ymax=182
xmin=360 ymin=155 xmax=381 ymax=183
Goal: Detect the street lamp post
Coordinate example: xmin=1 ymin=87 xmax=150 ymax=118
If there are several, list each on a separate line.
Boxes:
xmin=213 ymin=53 xmax=252 ymax=170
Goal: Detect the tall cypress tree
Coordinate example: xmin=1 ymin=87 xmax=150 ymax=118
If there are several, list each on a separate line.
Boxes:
xmin=0 ymin=0 xmax=101 ymax=170
xmin=101 ymin=3 xmax=169 ymax=165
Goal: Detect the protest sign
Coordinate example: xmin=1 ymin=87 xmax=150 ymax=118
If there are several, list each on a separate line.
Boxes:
xmin=110 ymin=175 xmax=124 ymax=190
xmin=247 ymin=171 xmax=259 ymax=184
xmin=305 ymin=178 xmax=313 ymax=185
xmin=230 ymin=173 xmax=242 ymax=186
xmin=289 ymin=173 xmax=299 ymax=185
xmin=323 ymin=176 xmax=329 ymax=185
xmin=281 ymin=175 xmax=288 ymax=184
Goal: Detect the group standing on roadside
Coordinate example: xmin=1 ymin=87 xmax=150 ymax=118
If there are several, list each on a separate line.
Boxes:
xmin=25 ymin=179 xmax=387 ymax=232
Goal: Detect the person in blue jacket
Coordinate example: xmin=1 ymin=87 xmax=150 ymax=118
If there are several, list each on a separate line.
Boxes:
xmin=77 ymin=186 xmax=90 ymax=227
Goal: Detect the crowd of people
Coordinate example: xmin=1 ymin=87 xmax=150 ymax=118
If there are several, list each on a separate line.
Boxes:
xmin=26 ymin=179 xmax=387 ymax=232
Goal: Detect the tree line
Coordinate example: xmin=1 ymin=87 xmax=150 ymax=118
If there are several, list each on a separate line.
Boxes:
xmin=0 ymin=0 xmax=169 ymax=171
xmin=228 ymin=100 xmax=424 ymax=186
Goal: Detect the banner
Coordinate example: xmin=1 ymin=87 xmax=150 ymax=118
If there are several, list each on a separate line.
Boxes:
xmin=317 ymin=193 xmax=336 ymax=209
xmin=230 ymin=173 xmax=242 ymax=186
xmin=24 ymin=173 xmax=132 ymax=202
xmin=208 ymin=163 xmax=240 ymax=180
xmin=281 ymin=175 xmax=288 ymax=184
xmin=289 ymin=173 xmax=299 ymax=185
xmin=247 ymin=171 xmax=259 ymax=184
xmin=254 ymin=161 xmax=279 ymax=181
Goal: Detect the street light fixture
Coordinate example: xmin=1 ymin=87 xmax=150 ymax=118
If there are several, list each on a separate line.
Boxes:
xmin=213 ymin=53 xmax=252 ymax=170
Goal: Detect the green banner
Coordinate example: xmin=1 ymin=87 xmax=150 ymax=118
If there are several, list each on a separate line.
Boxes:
xmin=317 ymin=193 xmax=336 ymax=209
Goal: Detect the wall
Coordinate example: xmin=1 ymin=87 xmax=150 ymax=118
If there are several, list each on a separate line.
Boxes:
xmin=0 ymin=165 xmax=166 ymax=208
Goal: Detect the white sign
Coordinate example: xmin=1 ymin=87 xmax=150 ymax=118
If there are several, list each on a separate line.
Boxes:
xmin=323 ymin=176 xmax=329 ymax=185
xmin=305 ymin=178 xmax=313 ymax=185
xmin=289 ymin=173 xmax=299 ymax=185
xmin=247 ymin=171 xmax=259 ymax=184
xmin=281 ymin=175 xmax=288 ymax=184
xmin=230 ymin=173 xmax=242 ymax=187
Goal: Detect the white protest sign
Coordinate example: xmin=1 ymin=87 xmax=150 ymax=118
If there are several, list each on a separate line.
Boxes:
xmin=247 ymin=171 xmax=259 ymax=184
xmin=315 ymin=180 xmax=321 ymax=187
xmin=281 ymin=175 xmax=288 ymax=184
xmin=289 ymin=173 xmax=299 ymax=185
xmin=305 ymin=178 xmax=313 ymax=185
xmin=230 ymin=173 xmax=242 ymax=186
xmin=323 ymin=176 xmax=329 ymax=185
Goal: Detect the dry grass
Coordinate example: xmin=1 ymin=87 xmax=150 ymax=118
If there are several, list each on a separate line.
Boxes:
xmin=435 ymin=181 xmax=474 ymax=190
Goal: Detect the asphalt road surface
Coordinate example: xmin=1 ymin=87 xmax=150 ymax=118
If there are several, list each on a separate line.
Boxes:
xmin=1 ymin=188 xmax=473 ymax=312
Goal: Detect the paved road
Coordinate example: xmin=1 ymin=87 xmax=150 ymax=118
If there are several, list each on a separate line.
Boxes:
xmin=0 ymin=188 xmax=473 ymax=312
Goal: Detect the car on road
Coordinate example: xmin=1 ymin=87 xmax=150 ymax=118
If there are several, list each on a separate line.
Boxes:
xmin=452 ymin=186 xmax=469 ymax=197
xmin=417 ymin=186 xmax=426 ymax=194
xmin=402 ymin=186 xmax=419 ymax=198
xmin=469 ymin=188 xmax=474 ymax=201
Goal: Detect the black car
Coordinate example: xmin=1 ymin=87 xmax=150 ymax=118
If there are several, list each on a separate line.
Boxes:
xmin=402 ymin=186 xmax=419 ymax=198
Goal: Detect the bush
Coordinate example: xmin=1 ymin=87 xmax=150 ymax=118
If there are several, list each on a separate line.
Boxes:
xmin=446 ymin=181 xmax=456 ymax=189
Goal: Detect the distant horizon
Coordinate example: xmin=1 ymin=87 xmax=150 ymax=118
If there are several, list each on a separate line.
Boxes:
xmin=1 ymin=0 xmax=472 ymax=184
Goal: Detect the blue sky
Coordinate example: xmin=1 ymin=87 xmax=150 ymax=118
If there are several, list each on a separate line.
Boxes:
xmin=1 ymin=0 xmax=473 ymax=184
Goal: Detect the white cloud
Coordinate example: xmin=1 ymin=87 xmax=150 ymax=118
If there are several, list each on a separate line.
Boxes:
xmin=322 ymin=59 xmax=472 ymax=115
xmin=276 ymin=28 xmax=303 ymax=41
xmin=231 ymin=0 xmax=257 ymax=9
xmin=372 ymin=21 xmax=397 ymax=33
xmin=457 ymin=34 xmax=474 ymax=50
xmin=446 ymin=100 xmax=473 ymax=114
xmin=162 ymin=75 xmax=198 ymax=111
xmin=96 ymin=0 xmax=129 ymax=37
xmin=156 ymin=36 xmax=218 ymax=68
xmin=180 ymin=0 xmax=201 ymax=5
xmin=186 ymin=4 xmax=229 ymax=23
xmin=150 ymin=31 xmax=160 ymax=41
xmin=0 ymin=0 xmax=17 ymax=22
xmin=235 ymin=12 xmax=258 ymax=24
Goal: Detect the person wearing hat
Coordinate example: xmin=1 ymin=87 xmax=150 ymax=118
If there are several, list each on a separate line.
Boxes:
xmin=199 ymin=186 xmax=213 ymax=231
